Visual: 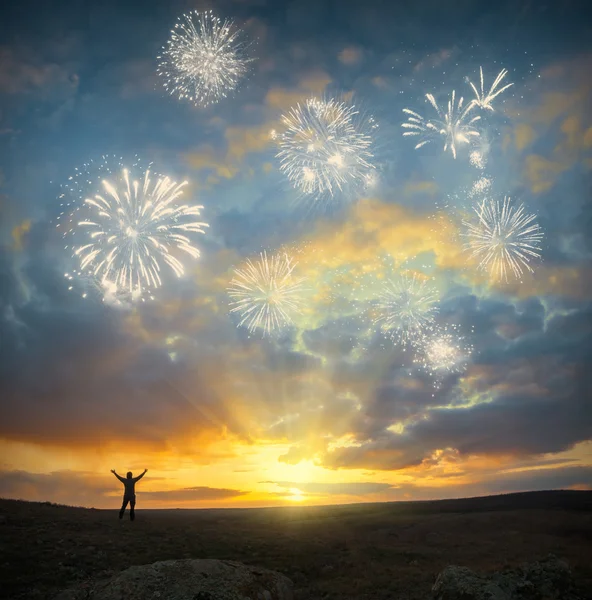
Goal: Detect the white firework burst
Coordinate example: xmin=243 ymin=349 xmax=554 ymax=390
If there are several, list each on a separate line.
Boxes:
xmin=157 ymin=10 xmax=254 ymax=107
xmin=462 ymin=196 xmax=543 ymax=281
xmin=467 ymin=67 xmax=514 ymax=111
xmin=414 ymin=323 xmax=474 ymax=394
xmin=228 ymin=251 xmax=306 ymax=336
xmin=276 ymin=97 xmax=377 ymax=206
xmin=402 ymin=91 xmax=481 ymax=159
xmin=373 ymin=273 xmax=439 ymax=347
xmin=61 ymin=164 xmax=208 ymax=302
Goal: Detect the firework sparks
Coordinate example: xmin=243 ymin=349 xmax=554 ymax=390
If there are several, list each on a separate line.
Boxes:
xmin=470 ymin=176 xmax=493 ymax=197
xmin=402 ymin=91 xmax=481 ymax=159
xmin=61 ymin=164 xmax=208 ymax=301
xmin=276 ymin=97 xmax=377 ymax=206
xmin=462 ymin=196 xmax=543 ymax=281
xmin=228 ymin=251 xmax=306 ymax=335
xmin=414 ymin=323 xmax=474 ymax=394
xmin=373 ymin=273 xmax=439 ymax=347
xmin=467 ymin=67 xmax=514 ymax=111
xmin=157 ymin=10 xmax=253 ymax=107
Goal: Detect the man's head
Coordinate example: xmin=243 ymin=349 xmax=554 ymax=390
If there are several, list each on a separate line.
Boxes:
xmin=126 ymin=471 xmax=132 ymax=479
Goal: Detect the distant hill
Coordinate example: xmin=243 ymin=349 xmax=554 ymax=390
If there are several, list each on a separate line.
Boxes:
xmin=1 ymin=488 xmax=591 ymax=513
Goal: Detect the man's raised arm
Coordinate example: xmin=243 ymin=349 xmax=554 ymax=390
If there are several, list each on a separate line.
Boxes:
xmin=133 ymin=469 xmax=148 ymax=482
xmin=111 ymin=469 xmax=125 ymax=483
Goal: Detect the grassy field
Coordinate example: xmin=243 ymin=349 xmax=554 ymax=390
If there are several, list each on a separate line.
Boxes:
xmin=1 ymin=490 xmax=591 ymax=600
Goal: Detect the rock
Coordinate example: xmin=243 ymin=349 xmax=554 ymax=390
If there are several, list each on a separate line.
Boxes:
xmin=432 ymin=565 xmax=508 ymax=600
xmin=432 ymin=555 xmax=581 ymax=600
xmin=54 ymin=559 xmax=294 ymax=600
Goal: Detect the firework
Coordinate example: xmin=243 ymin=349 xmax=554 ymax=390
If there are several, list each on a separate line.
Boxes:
xmin=402 ymin=91 xmax=481 ymax=159
xmin=414 ymin=323 xmax=474 ymax=393
xmin=470 ymin=176 xmax=493 ymax=197
xmin=373 ymin=273 xmax=439 ymax=347
xmin=276 ymin=97 xmax=377 ymax=206
xmin=228 ymin=251 xmax=306 ymax=335
xmin=467 ymin=67 xmax=513 ymax=111
xmin=462 ymin=196 xmax=543 ymax=281
xmin=60 ymin=163 xmax=208 ymax=301
xmin=157 ymin=10 xmax=253 ymax=107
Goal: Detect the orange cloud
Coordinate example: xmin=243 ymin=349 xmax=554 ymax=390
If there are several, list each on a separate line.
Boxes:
xmin=11 ymin=220 xmax=31 ymax=250
xmin=338 ymin=47 xmax=363 ymax=66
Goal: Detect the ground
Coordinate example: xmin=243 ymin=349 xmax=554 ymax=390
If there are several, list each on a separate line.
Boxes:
xmin=1 ymin=490 xmax=591 ymax=600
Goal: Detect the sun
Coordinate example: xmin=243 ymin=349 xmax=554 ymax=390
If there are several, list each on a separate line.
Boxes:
xmin=288 ymin=487 xmax=305 ymax=502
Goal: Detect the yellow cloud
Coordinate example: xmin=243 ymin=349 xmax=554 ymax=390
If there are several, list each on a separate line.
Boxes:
xmin=508 ymin=54 xmax=592 ymax=193
xmin=184 ymin=71 xmax=332 ymax=184
xmin=523 ymin=154 xmax=570 ymax=194
xmin=264 ymin=71 xmax=331 ymax=111
xmin=185 ymin=148 xmax=240 ymax=180
xmin=514 ymin=124 xmax=536 ymax=151
xmin=11 ymin=219 xmax=31 ymax=250
xmin=403 ymin=181 xmax=438 ymax=196
xmin=225 ymin=123 xmax=276 ymax=162
xmin=493 ymin=264 xmax=592 ymax=301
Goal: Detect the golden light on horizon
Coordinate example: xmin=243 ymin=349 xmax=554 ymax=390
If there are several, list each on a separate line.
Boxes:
xmin=288 ymin=488 xmax=305 ymax=502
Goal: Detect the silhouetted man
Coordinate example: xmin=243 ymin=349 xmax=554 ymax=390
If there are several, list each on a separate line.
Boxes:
xmin=111 ymin=469 xmax=147 ymax=521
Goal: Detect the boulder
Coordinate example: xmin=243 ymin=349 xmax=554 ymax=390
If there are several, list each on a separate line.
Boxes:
xmin=54 ymin=559 xmax=293 ymax=600
xmin=432 ymin=555 xmax=581 ymax=600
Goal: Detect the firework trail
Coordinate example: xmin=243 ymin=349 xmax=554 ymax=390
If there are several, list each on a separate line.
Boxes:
xmin=276 ymin=97 xmax=377 ymax=206
xmin=157 ymin=10 xmax=254 ymax=107
xmin=228 ymin=250 xmax=306 ymax=335
xmin=467 ymin=67 xmax=514 ymax=111
xmin=60 ymin=163 xmax=208 ymax=302
xmin=402 ymin=91 xmax=481 ymax=159
xmin=373 ymin=273 xmax=439 ymax=347
xmin=462 ymin=196 xmax=543 ymax=282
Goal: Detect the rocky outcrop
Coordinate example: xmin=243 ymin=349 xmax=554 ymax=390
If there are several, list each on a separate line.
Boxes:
xmin=54 ymin=558 xmax=293 ymax=600
xmin=432 ymin=555 xmax=581 ymax=600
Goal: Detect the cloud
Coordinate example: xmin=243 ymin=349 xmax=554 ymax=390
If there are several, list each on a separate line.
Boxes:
xmin=11 ymin=220 xmax=31 ymax=251
xmin=0 ymin=46 xmax=77 ymax=95
xmin=183 ymin=71 xmax=332 ymax=183
xmin=263 ymin=480 xmax=392 ymax=496
xmin=140 ymin=486 xmax=249 ymax=502
xmin=506 ymin=54 xmax=592 ymax=194
xmin=0 ymin=469 xmax=248 ymax=507
xmin=0 ymin=469 xmax=113 ymax=507
xmin=338 ymin=47 xmax=363 ymax=66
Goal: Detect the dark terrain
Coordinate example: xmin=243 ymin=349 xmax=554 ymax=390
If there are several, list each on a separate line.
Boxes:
xmin=1 ymin=490 xmax=591 ymax=600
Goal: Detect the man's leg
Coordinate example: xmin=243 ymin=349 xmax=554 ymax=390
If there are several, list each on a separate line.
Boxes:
xmin=130 ymin=495 xmax=136 ymax=521
xmin=119 ymin=497 xmax=129 ymax=519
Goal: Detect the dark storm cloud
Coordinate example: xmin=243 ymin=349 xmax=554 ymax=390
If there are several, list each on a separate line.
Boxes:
xmin=310 ymin=291 xmax=592 ymax=471
xmin=0 ymin=243 xmax=237 ymax=449
xmin=385 ymin=465 xmax=592 ymax=500
xmin=321 ymin=359 xmax=591 ymax=470
xmin=0 ymin=470 xmax=113 ymax=506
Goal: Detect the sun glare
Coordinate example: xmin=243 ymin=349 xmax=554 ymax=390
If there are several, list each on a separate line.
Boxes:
xmin=288 ymin=487 xmax=305 ymax=502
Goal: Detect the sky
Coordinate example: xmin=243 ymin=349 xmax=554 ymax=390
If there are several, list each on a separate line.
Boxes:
xmin=0 ymin=0 xmax=591 ymax=510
